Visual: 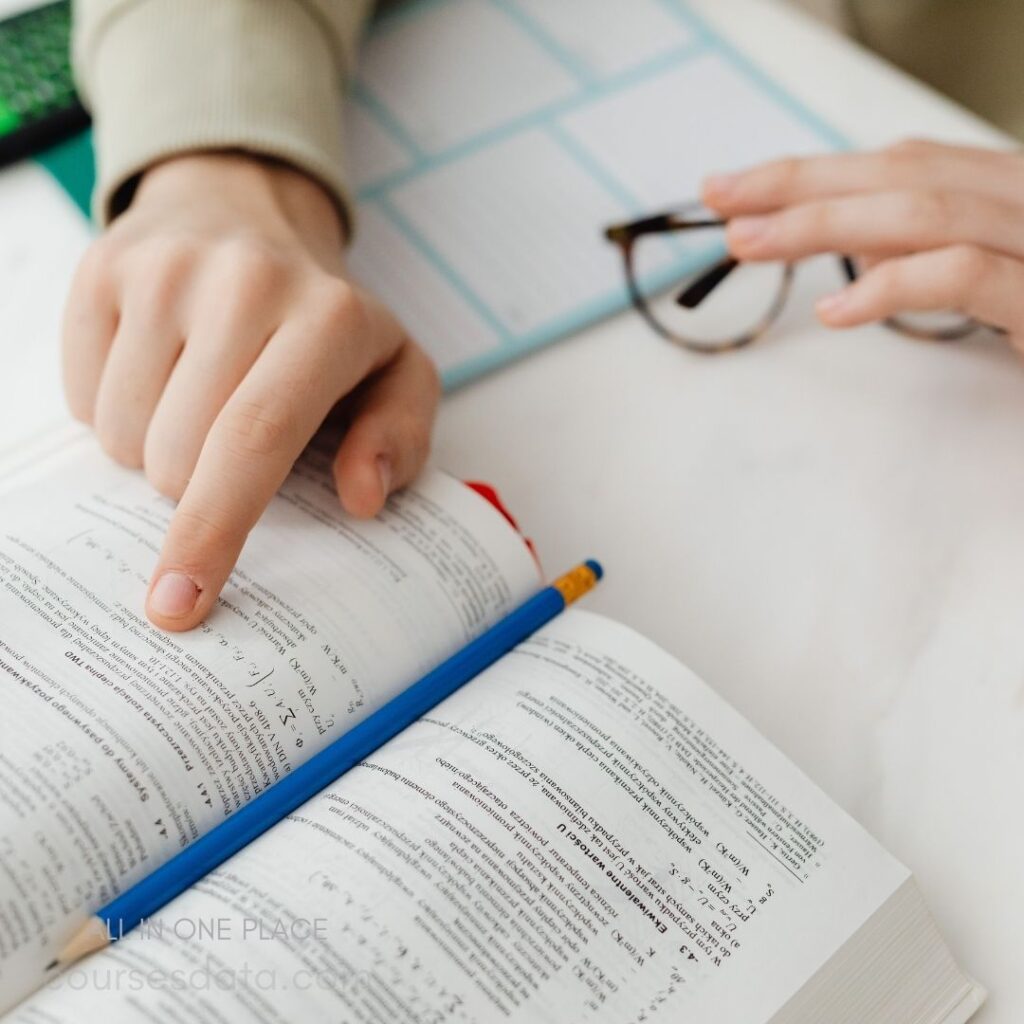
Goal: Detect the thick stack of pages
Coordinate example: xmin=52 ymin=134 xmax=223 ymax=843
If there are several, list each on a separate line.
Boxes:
xmin=0 ymin=435 xmax=983 ymax=1022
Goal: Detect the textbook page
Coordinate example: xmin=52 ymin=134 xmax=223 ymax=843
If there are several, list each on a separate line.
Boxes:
xmin=0 ymin=436 xmax=540 ymax=1012
xmin=10 ymin=612 xmax=969 ymax=1023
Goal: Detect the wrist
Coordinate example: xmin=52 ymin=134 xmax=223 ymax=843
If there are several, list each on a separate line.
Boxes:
xmin=132 ymin=152 xmax=348 ymax=250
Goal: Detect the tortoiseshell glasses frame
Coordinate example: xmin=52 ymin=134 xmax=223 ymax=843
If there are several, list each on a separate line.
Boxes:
xmin=604 ymin=203 xmax=982 ymax=354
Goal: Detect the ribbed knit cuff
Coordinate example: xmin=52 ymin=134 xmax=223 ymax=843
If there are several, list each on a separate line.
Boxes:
xmin=75 ymin=0 xmax=355 ymax=229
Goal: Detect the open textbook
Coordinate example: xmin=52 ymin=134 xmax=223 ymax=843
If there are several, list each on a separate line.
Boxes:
xmin=0 ymin=434 xmax=984 ymax=1022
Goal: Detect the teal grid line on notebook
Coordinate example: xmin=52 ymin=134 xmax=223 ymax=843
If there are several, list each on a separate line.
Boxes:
xmin=38 ymin=0 xmax=847 ymax=391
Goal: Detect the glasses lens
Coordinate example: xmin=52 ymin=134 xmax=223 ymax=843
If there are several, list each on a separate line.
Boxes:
xmin=844 ymin=257 xmax=976 ymax=341
xmin=630 ymin=226 xmax=787 ymax=350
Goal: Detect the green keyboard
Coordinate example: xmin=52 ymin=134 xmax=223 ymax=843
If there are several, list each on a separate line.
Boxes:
xmin=0 ymin=1 xmax=88 ymax=167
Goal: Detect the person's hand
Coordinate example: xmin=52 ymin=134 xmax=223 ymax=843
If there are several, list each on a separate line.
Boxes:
xmin=62 ymin=153 xmax=440 ymax=632
xmin=702 ymin=139 xmax=1024 ymax=350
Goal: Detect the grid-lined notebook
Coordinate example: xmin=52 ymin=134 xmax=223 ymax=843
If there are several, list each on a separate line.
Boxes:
xmin=41 ymin=0 xmax=844 ymax=389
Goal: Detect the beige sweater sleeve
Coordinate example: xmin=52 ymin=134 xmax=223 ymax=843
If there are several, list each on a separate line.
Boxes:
xmin=72 ymin=0 xmax=373 ymax=226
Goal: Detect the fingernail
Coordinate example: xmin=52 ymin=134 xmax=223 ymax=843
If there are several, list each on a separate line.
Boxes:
xmin=816 ymin=291 xmax=849 ymax=319
xmin=728 ymin=216 xmax=771 ymax=247
xmin=149 ymin=571 xmax=199 ymax=619
xmin=376 ymin=455 xmax=392 ymax=499
xmin=704 ymin=172 xmax=741 ymax=199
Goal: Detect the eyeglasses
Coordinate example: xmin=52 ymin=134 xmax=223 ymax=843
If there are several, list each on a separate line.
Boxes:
xmin=604 ymin=202 xmax=983 ymax=354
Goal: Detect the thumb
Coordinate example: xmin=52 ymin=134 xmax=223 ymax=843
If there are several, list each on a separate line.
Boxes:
xmin=333 ymin=341 xmax=441 ymax=518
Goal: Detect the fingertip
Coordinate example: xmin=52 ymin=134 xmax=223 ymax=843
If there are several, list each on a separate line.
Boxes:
xmin=335 ymin=452 xmax=390 ymax=519
xmin=146 ymin=569 xmax=203 ymax=631
xmin=815 ymin=291 xmax=860 ymax=327
xmin=330 ymin=340 xmax=436 ymax=519
xmin=66 ymin=399 xmax=95 ymax=427
xmin=701 ymin=172 xmax=741 ymax=211
xmin=726 ymin=216 xmax=773 ymax=259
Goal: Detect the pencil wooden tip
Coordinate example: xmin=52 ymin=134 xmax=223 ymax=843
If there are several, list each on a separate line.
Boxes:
xmin=52 ymin=916 xmax=110 ymax=969
xmin=44 ymin=959 xmax=58 ymax=972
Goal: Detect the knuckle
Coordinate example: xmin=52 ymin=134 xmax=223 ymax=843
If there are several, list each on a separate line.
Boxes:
xmin=168 ymin=506 xmax=238 ymax=564
xmin=129 ymin=240 xmax=197 ymax=312
xmin=882 ymin=139 xmax=941 ymax=179
xmin=407 ymin=342 xmax=442 ymax=403
xmin=218 ymin=398 xmax=294 ymax=461
xmin=398 ymin=412 xmax=432 ymax=458
xmin=424 ymin=356 xmax=442 ymax=405
xmin=95 ymin=421 xmax=143 ymax=469
xmin=136 ymin=237 xmax=198 ymax=279
xmin=795 ymin=201 xmax=833 ymax=244
xmin=134 ymin=268 xmax=185 ymax=317
xmin=218 ymin=239 xmax=285 ymax=296
xmin=769 ymin=157 xmax=801 ymax=193
xmin=74 ymin=240 xmax=116 ymax=293
xmin=946 ymin=244 xmax=989 ymax=286
xmin=310 ymin=278 xmax=362 ymax=331
xmin=886 ymin=137 xmax=932 ymax=161
xmin=927 ymin=190 xmax=955 ymax=230
xmin=900 ymin=191 xmax=947 ymax=235
xmin=869 ymin=262 xmax=906 ymax=301
xmin=304 ymin=281 xmax=375 ymax=373
xmin=144 ymin=456 xmax=189 ymax=502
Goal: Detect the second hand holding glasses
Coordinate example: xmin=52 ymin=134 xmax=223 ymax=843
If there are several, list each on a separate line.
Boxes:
xmin=604 ymin=201 xmax=984 ymax=354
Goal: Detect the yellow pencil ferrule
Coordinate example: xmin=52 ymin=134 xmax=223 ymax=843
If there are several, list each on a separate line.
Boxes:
xmin=552 ymin=563 xmax=600 ymax=605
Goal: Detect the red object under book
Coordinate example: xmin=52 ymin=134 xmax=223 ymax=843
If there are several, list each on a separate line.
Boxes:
xmin=465 ymin=481 xmax=538 ymax=563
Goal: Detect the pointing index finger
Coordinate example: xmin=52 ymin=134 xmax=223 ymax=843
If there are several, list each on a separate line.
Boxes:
xmin=145 ymin=395 xmax=311 ymax=630
xmin=144 ymin=292 xmax=401 ymax=631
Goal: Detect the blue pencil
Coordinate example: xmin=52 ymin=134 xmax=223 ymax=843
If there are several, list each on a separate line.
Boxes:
xmin=49 ymin=559 xmax=603 ymax=969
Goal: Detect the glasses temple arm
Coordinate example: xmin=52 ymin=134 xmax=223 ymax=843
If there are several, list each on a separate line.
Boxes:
xmin=676 ymin=257 xmax=740 ymax=309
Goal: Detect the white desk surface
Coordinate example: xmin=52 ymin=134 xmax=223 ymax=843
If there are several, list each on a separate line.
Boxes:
xmin=0 ymin=0 xmax=1019 ymax=1018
